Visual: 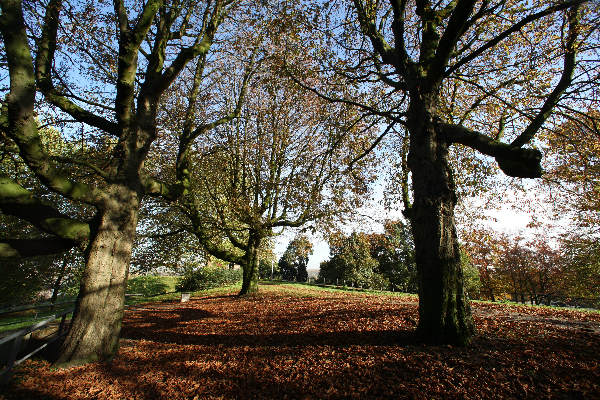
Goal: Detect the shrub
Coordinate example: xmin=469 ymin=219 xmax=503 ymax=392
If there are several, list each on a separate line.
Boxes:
xmin=176 ymin=266 xmax=242 ymax=292
xmin=127 ymin=275 xmax=171 ymax=296
xmin=461 ymin=250 xmax=482 ymax=299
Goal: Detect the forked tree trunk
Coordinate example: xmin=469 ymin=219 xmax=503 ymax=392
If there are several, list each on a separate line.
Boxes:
xmin=407 ymin=97 xmax=475 ymax=346
xmin=55 ymin=186 xmax=139 ymax=366
xmin=239 ymin=234 xmax=260 ymax=295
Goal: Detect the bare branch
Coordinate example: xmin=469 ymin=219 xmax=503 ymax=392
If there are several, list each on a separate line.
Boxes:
xmin=35 ymin=0 xmax=119 ymax=135
xmin=446 ymin=0 xmax=586 ymax=77
xmin=285 ymin=64 xmax=407 ymax=124
xmin=511 ymin=5 xmax=581 ymax=147
xmin=352 ymin=0 xmax=396 ymax=65
xmin=347 ymin=121 xmax=396 ymax=171
xmin=0 ymin=0 xmax=103 ymax=204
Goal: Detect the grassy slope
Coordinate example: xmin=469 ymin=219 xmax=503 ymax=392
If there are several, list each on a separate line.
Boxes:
xmin=259 ymin=280 xmax=417 ymax=299
xmin=0 ymin=276 xmax=184 ymax=335
xmin=261 ymin=281 xmax=600 ymax=313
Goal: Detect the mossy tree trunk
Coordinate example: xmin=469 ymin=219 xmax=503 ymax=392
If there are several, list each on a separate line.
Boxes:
xmin=350 ymin=0 xmax=581 ymax=346
xmin=56 ymin=186 xmax=140 ymax=366
xmin=239 ymin=232 xmax=261 ymax=295
xmin=0 ymin=0 xmax=226 ymax=366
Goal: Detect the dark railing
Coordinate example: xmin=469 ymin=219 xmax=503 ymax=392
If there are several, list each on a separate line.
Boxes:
xmin=0 ymin=299 xmax=76 ymax=316
xmin=0 ymin=306 xmax=74 ymax=384
xmin=0 ymin=290 xmax=185 ymax=384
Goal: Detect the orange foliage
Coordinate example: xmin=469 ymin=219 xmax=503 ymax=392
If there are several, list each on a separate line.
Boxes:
xmin=3 ymin=285 xmax=599 ymax=399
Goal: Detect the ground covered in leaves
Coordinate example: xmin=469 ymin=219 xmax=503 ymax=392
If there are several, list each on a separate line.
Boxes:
xmin=3 ymin=283 xmax=599 ymax=399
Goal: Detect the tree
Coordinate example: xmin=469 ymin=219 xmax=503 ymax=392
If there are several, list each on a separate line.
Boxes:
xmin=279 ymin=235 xmax=314 ymax=282
xmin=1 ymin=124 xmax=86 ymax=303
xmin=367 ymin=220 xmax=417 ymax=292
xmin=493 ymin=235 xmax=565 ymax=305
xmin=499 ymin=237 xmax=531 ymax=303
xmin=0 ymin=245 xmax=83 ymax=305
xmin=462 ymin=228 xmax=504 ymax=302
xmin=526 ymin=239 xmax=562 ymax=305
xmin=164 ymin=39 xmax=377 ymax=295
xmin=259 ymin=258 xmax=279 ymax=280
xmin=557 ymin=236 xmax=600 ymax=304
xmin=319 ymin=231 xmax=388 ymax=288
xmin=294 ymin=235 xmax=312 ymax=282
xmin=131 ymin=199 xmax=206 ymax=275
xmin=0 ymin=0 xmax=239 ymax=365
xmin=292 ymin=0 xmax=596 ymax=345
xmin=279 ymin=251 xmax=295 ymax=281
xmin=464 ymin=228 xmax=565 ymax=304
xmin=537 ymin=109 xmax=600 ymax=305
xmin=296 ymin=254 xmax=309 ymax=283
xmin=258 ymin=240 xmax=278 ymax=279
xmin=541 ymin=110 xmax=600 ymax=235
xmin=0 ymin=122 xmax=95 ymax=258
xmin=460 ymin=249 xmax=481 ymax=300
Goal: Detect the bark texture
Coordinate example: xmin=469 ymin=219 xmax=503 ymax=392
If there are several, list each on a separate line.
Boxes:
xmin=1 ymin=0 xmax=235 ymax=367
xmin=56 ymin=186 xmax=139 ymax=366
xmin=407 ymin=97 xmax=474 ymax=346
xmin=239 ymin=234 xmax=260 ymax=295
xmin=350 ymin=0 xmax=581 ymax=347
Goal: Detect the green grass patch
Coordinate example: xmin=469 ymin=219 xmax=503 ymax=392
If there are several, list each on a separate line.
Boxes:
xmin=125 ymin=283 xmax=243 ymax=307
xmin=190 ymin=283 xmax=243 ymax=297
xmin=0 ymin=276 xmax=183 ymax=335
xmin=471 ymin=298 xmax=600 ymax=314
xmin=0 ymin=304 xmax=75 ymax=334
xmin=0 ymin=282 xmax=243 ymax=336
xmin=4 ymin=278 xmax=595 ymax=337
xmin=258 ymin=282 xmax=600 ymax=314
xmin=259 ymin=280 xmax=418 ymax=299
xmin=127 ymin=275 xmax=180 ymax=296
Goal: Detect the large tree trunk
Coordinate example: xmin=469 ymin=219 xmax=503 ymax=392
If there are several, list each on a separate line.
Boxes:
xmin=407 ymin=97 xmax=475 ymax=346
xmin=239 ymin=233 xmax=260 ymax=295
xmin=55 ymin=186 xmax=139 ymax=366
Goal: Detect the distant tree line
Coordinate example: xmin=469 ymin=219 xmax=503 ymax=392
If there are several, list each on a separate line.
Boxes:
xmin=463 ymin=229 xmax=600 ymax=308
xmin=317 ymin=220 xmax=481 ymax=294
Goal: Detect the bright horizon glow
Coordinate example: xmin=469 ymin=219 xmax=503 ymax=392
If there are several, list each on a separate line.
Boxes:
xmin=274 ymin=178 xmax=563 ymax=273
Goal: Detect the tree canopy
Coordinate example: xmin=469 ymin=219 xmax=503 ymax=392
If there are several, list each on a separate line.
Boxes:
xmin=279 ymin=234 xmax=313 ymax=282
xmin=0 ymin=0 xmax=598 ymax=367
xmin=0 ymin=0 xmax=245 ymax=365
xmin=286 ymin=0 xmax=600 ymax=345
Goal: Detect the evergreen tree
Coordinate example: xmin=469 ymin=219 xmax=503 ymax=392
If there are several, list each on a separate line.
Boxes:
xmin=296 ymin=256 xmax=309 ymax=283
xmin=279 ymin=251 xmax=295 ymax=281
xmin=278 ymin=235 xmax=313 ymax=282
